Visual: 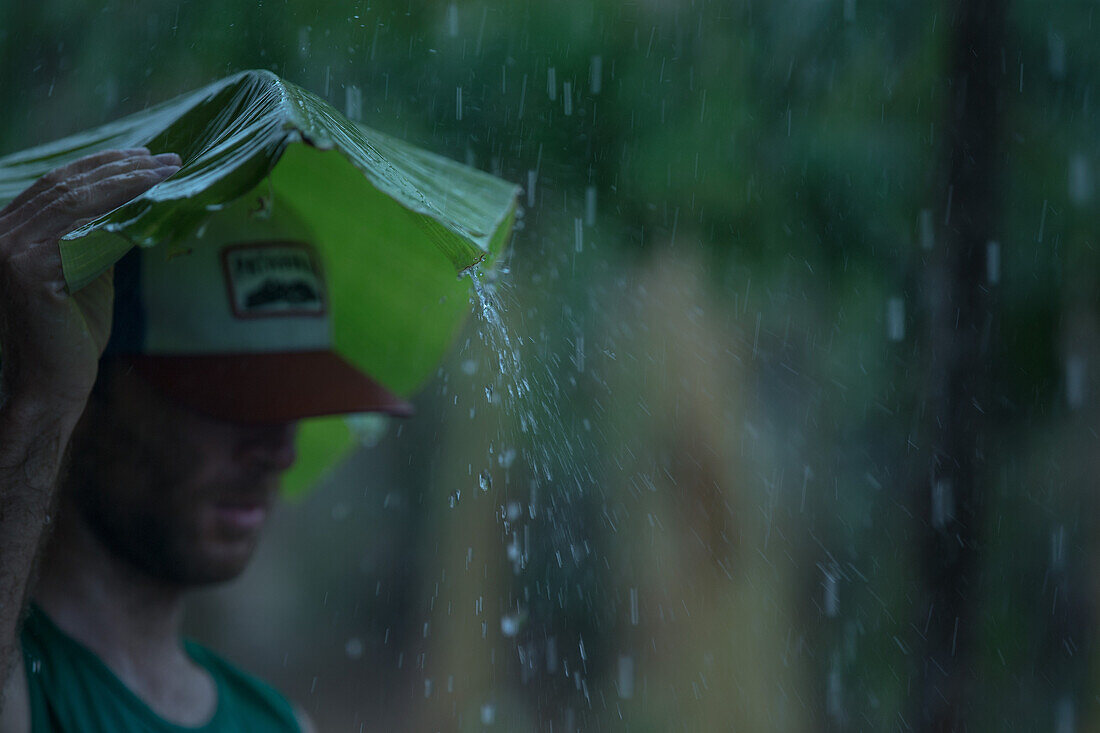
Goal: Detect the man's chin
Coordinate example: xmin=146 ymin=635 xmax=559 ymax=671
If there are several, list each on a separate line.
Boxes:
xmin=164 ymin=537 xmax=262 ymax=586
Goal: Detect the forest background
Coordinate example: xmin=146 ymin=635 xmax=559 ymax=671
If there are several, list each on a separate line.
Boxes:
xmin=0 ymin=0 xmax=1093 ymax=730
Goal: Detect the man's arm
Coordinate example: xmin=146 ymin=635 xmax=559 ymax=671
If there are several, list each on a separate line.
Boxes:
xmin=0 ymin=148 xmax=180 ymax=729
xmin=0 ymin=394 xmax=84 ymax=732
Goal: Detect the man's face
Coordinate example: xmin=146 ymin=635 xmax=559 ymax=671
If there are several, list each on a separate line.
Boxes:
xmin=64 ymin=361 xmax=298 ymax=586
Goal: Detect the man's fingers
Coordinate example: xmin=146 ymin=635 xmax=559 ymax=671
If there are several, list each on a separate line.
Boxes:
xmin=67 ymin=153 xmax=182 ymax=193
xmin=17 ymin=166 xmax=180 ymax=242
xmin=11 ymin=152 xmax=181 ymax=228
xmin=2 ymin=148 xmax=153 ymax=215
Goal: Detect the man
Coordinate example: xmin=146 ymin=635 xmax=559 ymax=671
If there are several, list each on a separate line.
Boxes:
xmin=0 ymin=147 xmax=409 ymax=731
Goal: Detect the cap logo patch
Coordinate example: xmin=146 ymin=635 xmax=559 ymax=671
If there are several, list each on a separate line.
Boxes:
xmin=222 ymin=242 xmax=326 ymax=318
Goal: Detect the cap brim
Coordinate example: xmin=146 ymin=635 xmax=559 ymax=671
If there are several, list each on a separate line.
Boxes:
xmin=127 ymin=351 xmax=414 ymax=423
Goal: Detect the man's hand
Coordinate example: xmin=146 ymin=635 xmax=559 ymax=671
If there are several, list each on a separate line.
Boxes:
xmin=0 ymin=148 xmax=181 ymax=409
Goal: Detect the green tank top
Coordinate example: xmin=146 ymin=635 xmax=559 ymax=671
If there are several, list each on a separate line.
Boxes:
xmin=21 ymin=605 xmax=301 ymax=732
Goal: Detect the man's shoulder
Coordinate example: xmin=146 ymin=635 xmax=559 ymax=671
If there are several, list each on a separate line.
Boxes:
xmin=20 ymin=608 xmax=301 ymax=732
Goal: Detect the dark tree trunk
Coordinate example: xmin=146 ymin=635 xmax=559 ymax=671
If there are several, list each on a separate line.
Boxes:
xmin=914 ymin=0 xmax=1007 ymax=729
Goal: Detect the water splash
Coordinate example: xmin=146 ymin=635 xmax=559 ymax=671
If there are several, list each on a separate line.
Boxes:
xmin=463 ymin=265 xmax=593 ymax=707
xmin=465 ymin=268 xmax=584 ymax=497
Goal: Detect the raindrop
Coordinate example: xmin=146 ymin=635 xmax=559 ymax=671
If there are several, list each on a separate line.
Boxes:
xmin=480 ymin=703 xmax=496 ymax=725
xmin=563 ymin=81 xmax=573 ymax=115
xmin=886 ymin=297 xmax=905 ymax=342
xmin=931 ymin=479 xmax=954 ymax=531
xmin=297 ymin=26 xmax=310 ymax=57
xmin=617 ymin=655 xmax=635 ymax=699
xmin=461 ymin=359 xmax=478 ymax=375
xmin=345 ymin=85 xmax=362 ymax=121
xmin=590 ymin=55 xmax=603 ymax=94
xmin=986 ymin=240 xmax=1001 ymax=285
xmin=345 ymin=638 xmax=364 ymax=659
xmin=1049 ymin=30 xmax=1067 ymax=81
xmin=456 ymin=86 xmax=463 ymax=121
xmin=574 ymin=218 xmax=584 ymax=253
xmin=485 ymin=384 xmax=494 ymax=403
xmin=448 ymin=489 xmax=461 ymax=508
xmin=629 ymin=587 xmax=639 ymax=625
xmin=1066 ymin=354 xmax=1086 ymax=409
xmin=497 ymin=448 xmax=516 ymax=468
xmin=1069 ymin=152 xmax=1093 ymax=205
xmin=446 ymin=2 xmax=458 ymax=37
xmin=526 ymin=170 xmax=537 ymax=208
xmin=500 ymin=614 xmax=520 ymax=637
xmin=919 ymin=208 xmax=934 ymax=250
xmin=547 ymin=67 xmax=557 ymax=100
xmin=479 ymin=470 xmax=493 ymax=492
xmin=585 ymin=185 xmax=597 ymax=226
xmin=843 ymin=0 xmax=856 ymax=22
xmin=823 ymin=566 xmax=839 ymax=617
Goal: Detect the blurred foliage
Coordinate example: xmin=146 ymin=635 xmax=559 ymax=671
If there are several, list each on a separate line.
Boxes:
xmin=2 ymin=0 xmax=1099 ymax=730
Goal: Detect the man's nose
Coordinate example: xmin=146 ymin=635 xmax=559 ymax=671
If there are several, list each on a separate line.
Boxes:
xmin=235 ymin=422 xmax=298 ymax=472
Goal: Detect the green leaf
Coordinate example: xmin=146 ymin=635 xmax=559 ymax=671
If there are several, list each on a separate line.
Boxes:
xmin=0 ymin=70 xmax=519 ymax=492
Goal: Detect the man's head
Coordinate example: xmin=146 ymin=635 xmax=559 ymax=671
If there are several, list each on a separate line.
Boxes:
xmin=55 ymin=196 xmax=410 ymax=586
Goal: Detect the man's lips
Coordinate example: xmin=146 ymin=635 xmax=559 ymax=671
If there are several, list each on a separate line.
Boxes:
xmin=212 ymin=502 xmax=269 ymax=532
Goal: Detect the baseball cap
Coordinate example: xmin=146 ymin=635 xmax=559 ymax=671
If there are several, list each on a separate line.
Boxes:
xmin=104 ymin=196 xmax=414 ymax=424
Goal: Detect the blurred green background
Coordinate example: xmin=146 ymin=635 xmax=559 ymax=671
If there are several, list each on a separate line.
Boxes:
xmin=1 ymin=0 xmax=1096 ymax=729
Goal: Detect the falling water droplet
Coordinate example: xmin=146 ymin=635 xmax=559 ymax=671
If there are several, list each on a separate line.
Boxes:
xmin=1066 ymin=354 xmax=1087 ymax=409
xmin=618 ymin=655 xmax=635 ymax=699
xmin=824 ymin=566 xmax=839 ymax=617
xmin=931 ymin=479 xmax=954 ymax=530
xmin=589 ymin=55 xmax=603 ymax=94
xmin=345 ymin=85 xmax=362 ymax=121
xmin=986 ymin=240 xmax=1001 ymax=285
xmin=1069 ymin=152 xmax=1093 ymax=205
xmin=919 ymin=208 xmax=934 ymax=250
xmin=1049 ymin=30 xmax=1067 ymax=81
xmin=887 ymin=297 xmax=905 ymax=342
xmin=479 ymin=470 xmax=493 ymax=492
xmin=526 ymin=169 xmax=537 ymax=208
xmin=447 ymin=2 xmax=459 ymax=37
